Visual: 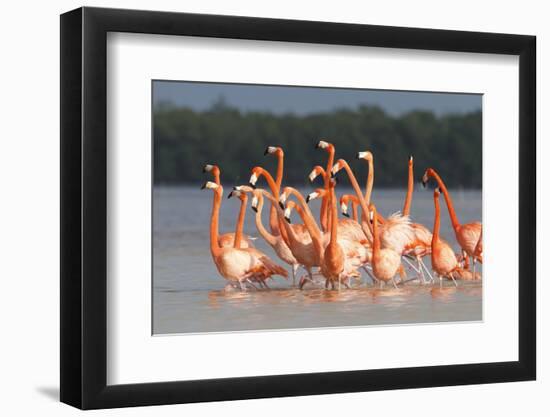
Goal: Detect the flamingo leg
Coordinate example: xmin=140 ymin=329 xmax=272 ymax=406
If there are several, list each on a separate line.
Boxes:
xmin=391 ymin=277 xmax=399 ymax=289
xmin=472 ymin=258 xmax=477 ymax=277
xmin=449 ymin=272 xmax=458 ymax=287
xmin=292 ymin=264 xmax=299 ymax=287
xmin=420 ymin=259 xmax=435 ymax=283
xmin=362 ymin=265 xmax=378 ymax=286
xmin=246 ymin=279 xmax=260 ymax=290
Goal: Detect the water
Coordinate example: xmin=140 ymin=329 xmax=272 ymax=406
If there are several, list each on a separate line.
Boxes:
xmin=153 ymin=186 xmax=482 ymax=334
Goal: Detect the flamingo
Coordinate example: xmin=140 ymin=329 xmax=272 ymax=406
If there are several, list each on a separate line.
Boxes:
xmin=308 ymin=165 xmax=366 ymax=243
xmin=332 ymin=158 xmax=414 ymax=256
xmin=233 ymin=186 xmax=301 ymax=285
xmin=422 ymin=168 xmax=482 ymax=269
xmin=306 ymin=186 xmax=370 ymax=289
xmin=369 ymin=204 xmax=402 ymax=289
xmin=201 ymin=181 xmax=288 ymax=290
xmin=202 ymin=164 xmax=255 ymax=248
xmin=263 ymin=146 xmax=285 ymax=236
xmin=431 ymin=188 xmax=460 ymax=287
xmin=401 ymin=156 xmax=434 ymax=284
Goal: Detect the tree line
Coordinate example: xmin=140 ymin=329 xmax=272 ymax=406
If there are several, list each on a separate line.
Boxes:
xmin=153 ymin=101 xmax=482 ymax=189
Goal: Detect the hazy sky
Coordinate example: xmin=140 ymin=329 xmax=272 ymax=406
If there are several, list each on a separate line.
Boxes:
xmin=153 ymin=80 xmax=481 ymax=116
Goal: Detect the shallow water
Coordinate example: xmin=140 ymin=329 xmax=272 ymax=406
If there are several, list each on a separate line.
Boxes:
xmin=153 ymin=186 xmax=482 ymax=334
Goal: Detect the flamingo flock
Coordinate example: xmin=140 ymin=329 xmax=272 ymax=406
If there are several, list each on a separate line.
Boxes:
xmin=201 ymin=140 xmax=482 ymax=291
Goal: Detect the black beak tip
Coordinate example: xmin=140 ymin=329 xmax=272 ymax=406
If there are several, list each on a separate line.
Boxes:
xmin=342 ymin=212 xmax=349 ymax=218
xmin=251 ymin=206 xmax=258 ymax=213
xmin=200 ymin=183 xmax=206 ymax=190
xmin=248 ymin=182 xmax=256 ymax=189
xmin=355 ymin=152 xmax=361 ymax=159
xmin=227 ymin=193 xmax=232 ymax=199
xmin=314 ymin=143 xmax=320 ymax=149
xmin=306 ymin=196 xmax=311 ymax=204
xmin=285 ymin=217 xmax=291 ymax=224
xmin=263 ymin=147 xmax=269 ymax=156
xmin=421 ymin=180 xmax=427 ymax=189
xmin=278 ymin=202 xmax=285 ymax=210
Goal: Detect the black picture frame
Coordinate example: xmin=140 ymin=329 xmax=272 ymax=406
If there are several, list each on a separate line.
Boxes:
xmin=60 ymin=6 xmax=536 ymax=410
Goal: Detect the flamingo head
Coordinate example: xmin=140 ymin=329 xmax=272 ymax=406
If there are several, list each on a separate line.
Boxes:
xmin=202 ymin=164 xmax=220 ymax=178
xmin=264 ymin=146 xmax=283 ymax=157
xmin=356 ymin=151 xmax=373 ymax=162
xmin=308 ymin=165 xmax=325 ymax=183
xmin=250 ymin=191 xmax=262 ymax=213
xmin=201 ymin=181 xmax=220 ymax=191
xmin=340 ymin=194 xmax=351 ymax=217
xmin=278 ymin=187 xmax=291 ymax=209
xmin=315 ymin=140 xmax=334 ymax=152
xmin=330 ymin=159 xmax=346 ymax=177
xmin=284 ymin=201 xmax=297 ymax=224
xmin=233 ymin=185 xmax=254 ymax=193
xmin=227 ymin=189 xmax=247 ymax=202
xmin=248 ymin=167 xmax=263 ymax=188
xmin=306 ymin=188 xmax=327 ymax=204
xmin=368 ymin=203 xmax=377 ymax=225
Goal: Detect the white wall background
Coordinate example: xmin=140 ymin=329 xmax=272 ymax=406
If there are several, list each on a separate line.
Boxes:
xmin=0 ymin=1 xmax=545 ymax=415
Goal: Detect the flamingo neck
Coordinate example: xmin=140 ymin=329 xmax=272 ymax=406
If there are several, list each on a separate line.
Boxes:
xmin=429 ymin=170 xmax=461 ymax=231
xmin=365 ymin=158 xmax=374 ymax=206
xmin=233 ymin=195 xmax=247 ymax=248
xmin=210 ymin=189 xmax=222 ymax=257
xmin=275 ymin=152 xmax=284 ymax=194
xmin=320 ymin=148 xmax=334 ymax=232
xmin=253 ymin=195 xmax=277 ymax=247
xmin=259 ymin=168 xmax=281 ymax=236
xmin=403 ymin=162 xmax=413 ymax=216
xmin=432 ymin=193 xmax=441 ymax=245
xmin=329 ymin=186 xmax=338 ymax=246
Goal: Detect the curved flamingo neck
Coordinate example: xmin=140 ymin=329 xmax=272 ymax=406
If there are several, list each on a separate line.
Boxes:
xmin=253 ymin=195 xmax=277 ymax=246
xmin=428 ymin=170 xmax=460 ymax=230
xmin=233 ymin=195 xmax=247 ymax=248
xmin=210 ymin=188 xmax=222 ymax=257
xmin=257 ymin=168 xmax=281 ymax=236
xmin=403 ymin=161 xmax=413 ymax=216
xmin=286 ymin=187 xmax=321 ymax=236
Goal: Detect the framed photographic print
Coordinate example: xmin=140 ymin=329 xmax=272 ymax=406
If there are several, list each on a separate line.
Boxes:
xmin=60 ymin=6 xmax=536 ymax=410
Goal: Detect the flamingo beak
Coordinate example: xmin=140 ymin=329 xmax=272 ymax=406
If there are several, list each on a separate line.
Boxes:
xmin=342 ymin=212 xmax=350 ymax=218
xmin=251 ymin=196 xmax=258 ymax=212
xmin=278 ymin=194 xmax=287 ymax=210
xmin=200 ymin=182 xmax=207 ymax=190
xmin=284 ymin=208 xmax=292 ymax=223
xmin=264 ymin=147 xmax=270 ymax=155
xmin=249 ymin=173 xmax=258 ymax=188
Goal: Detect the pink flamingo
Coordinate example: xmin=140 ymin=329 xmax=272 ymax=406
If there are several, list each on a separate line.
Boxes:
xmin=400 ymin=156 xmax=434 ymax=283
xmin=422 ymin=168 xmax=482 ymax=269
xmin=233 ymin=185 xmax=302 ymax=285
xmin=202 ymin=164 xmax=255 ymax=248
xmin=201 ymin=181 xmax=287 ymax=290
xmin=431 ymin=188 xmax=460 ymax=287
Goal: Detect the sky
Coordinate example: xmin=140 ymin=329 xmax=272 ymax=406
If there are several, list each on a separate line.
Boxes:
xmin=153 ymin=80 xmax=481 ymax=117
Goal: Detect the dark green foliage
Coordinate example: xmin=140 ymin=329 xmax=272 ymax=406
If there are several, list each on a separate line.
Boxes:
xmin=153 ymin=103 xmax=482 ymax=188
